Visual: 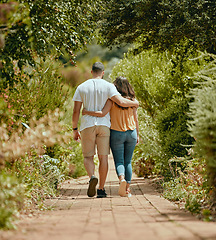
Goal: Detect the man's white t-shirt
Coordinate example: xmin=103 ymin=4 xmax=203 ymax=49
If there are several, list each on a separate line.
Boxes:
xmin=73 ymin=78 xmax=120 ymax=131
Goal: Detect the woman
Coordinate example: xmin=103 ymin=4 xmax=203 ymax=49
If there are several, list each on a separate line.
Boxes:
xmin=82 ymin=76 xmax=139 ymax=197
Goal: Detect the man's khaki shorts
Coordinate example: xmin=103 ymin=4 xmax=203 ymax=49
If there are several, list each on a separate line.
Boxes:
xmin=80 ymin=126 xmax=110 ymax=157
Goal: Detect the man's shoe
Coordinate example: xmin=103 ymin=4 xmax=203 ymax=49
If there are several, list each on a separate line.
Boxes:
xmin=87 ymin=176 xmax=98 ymax=197
xmin=97 ymin=188 xmax=107 ymax=198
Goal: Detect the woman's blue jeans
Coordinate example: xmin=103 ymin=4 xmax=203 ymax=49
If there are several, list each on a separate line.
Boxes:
xmin=110 ymin=129 xmax=137 ymax=183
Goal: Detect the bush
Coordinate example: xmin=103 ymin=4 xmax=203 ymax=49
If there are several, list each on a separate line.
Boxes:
xmin=45 ymin=141 xmax=86 ymax=179
xmin=0 ymin=110 xmax=76 ymax=228
xmin=0 ymin=172 xmax=25 ymax=229
xmin=0 ymin=57 xmax=68 ymax=133
xmin=111 ymin=45 xmax=207 ymax=177
xmin=188 ymin=53 xmax=216 ymax=198
xmin=162 ymin=154 xmax=210 ymax=215
xmin=132 ymin=108 xmax=162 ymax=177
xmin=41 ymin=155 xmax=66 ymax=190
xmin=110 ymin=44 xmax=205 ymax=116
xmin=0 ymin=109 xmax=71 ymax=163
xmin=155 ymin=97 xmax=194 ymax=174
xmin=162 ymin=178 xmax=186 ymax=201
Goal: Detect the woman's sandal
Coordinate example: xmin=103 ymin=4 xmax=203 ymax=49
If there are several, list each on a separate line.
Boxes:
xmin=126 ymin=189 xmax=132 ymax=198
xmin=118 ymin=179 xmax=127 ymax=197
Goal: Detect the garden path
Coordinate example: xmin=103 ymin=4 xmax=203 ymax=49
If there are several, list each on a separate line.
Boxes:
xmin=1 ymin=155 xmax=216 ymax=240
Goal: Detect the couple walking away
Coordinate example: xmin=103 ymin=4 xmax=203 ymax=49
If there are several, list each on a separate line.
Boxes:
xmin=72 ymin=62 xmax=139 ymax=198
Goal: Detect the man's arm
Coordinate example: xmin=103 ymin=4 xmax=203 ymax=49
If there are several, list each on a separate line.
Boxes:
xmin=111 ymin=95 xmax=139 ymax=108
xmin=82 ymin=99 xmax=112 ymax=117
xmin=133 ymin=107 xmax=139 ymax=144
xmin=72 ymin=101 xmax=82 ymax=141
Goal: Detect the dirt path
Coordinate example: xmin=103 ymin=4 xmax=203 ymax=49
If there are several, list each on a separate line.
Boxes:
xmin=1 ymin=156 xmax=216 ymax=240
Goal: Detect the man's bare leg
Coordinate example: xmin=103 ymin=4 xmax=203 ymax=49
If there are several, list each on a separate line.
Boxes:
xmin=84 ymin=156 xmax=98 ymax=197
xmin=98 ymin=155 xmax=108 ymax=189
xmin=84 ymin=156 xmax=95 ymax=177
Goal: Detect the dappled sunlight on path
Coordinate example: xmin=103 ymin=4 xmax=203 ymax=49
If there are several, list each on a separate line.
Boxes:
xmin=1 ymin=156 xmax=216 ymax=240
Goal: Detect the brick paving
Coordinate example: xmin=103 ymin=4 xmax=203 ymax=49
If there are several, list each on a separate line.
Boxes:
xmin=1 ymin=156 xmax=216 ymax=240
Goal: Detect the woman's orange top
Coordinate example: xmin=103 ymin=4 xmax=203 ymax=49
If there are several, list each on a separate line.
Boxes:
xmin=110 ymin=102 xmax=136 ymax=131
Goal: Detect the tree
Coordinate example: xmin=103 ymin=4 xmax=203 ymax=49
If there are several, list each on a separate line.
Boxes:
xmin=0 ymin=0 xmax=100 ymax=88
xmin=97 ymin=0 xmax=216 ymax=53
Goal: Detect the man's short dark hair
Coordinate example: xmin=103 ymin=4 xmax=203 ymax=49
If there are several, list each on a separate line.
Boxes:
xmin=92 ymin=62 xmax=104 ymax=73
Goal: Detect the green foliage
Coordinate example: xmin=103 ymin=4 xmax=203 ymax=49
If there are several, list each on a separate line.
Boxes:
xmin=156 ymin=98 xmax=194 ymax=162
xmin=45 ymin=141 xmax=86 ymax=179
xmin=132 ymin=108 xmax=162 ymax=177
xmin=111 ymin=48 xmax=174 ymax=117
xmin=76 ymin=43 xmax=131 ymax=63
xmin=97 ymin=0 xmax=216 ymax=53
xmin=188 ymin=53 xmax=216 ymax=193
xmin=188 ymin=55 xmax=216 ymax=168
xmin=111 ymin=46 xmax=207 ymax=176
xmin=1 ymin=57 xmax=67 ymax=132
xmin=0 ymin=172 xmax=25 ymax=229
xmin=162 ymin=154 xmax=210 ymax=215
xmin=41 ymin=155 xmax=66 ymax=189
xmin=162 ymin=178 xmax=186 ymax=201
xmin=0 ymin=109 xmax=85 ymax=229
xmin=111 ymin=44 xmax=204 ymax=117
xmin=0 ymin=0 xmax=100 ymax=87
xmin=14 ymin=152 xmax=59 ymax=206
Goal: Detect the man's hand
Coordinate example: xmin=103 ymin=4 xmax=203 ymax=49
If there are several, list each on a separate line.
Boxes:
xmin=73 ymin=130 xmax=81 ymax=141
xmin=111 ymin=95 xmax=139 ymax=108
xmin=136 ymin=136 xmax=139 ymax=145
xmin=133 ymin=99 xmax=139 ymax=108
xmin=72 ymin=101 xmax=82 ymax=141
xmin=82 ymin=108 xmax=87 ymax=115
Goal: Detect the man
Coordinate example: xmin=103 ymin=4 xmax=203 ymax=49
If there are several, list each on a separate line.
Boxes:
xmin=72 ymin=62 xmax=139 ymax=198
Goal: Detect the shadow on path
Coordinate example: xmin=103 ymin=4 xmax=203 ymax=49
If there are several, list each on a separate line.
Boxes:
xmin=1 ymin=157 xmax=216 ymax=240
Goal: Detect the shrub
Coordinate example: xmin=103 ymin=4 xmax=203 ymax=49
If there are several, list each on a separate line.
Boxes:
xmin=111 ymin=45 xmax=207 ymax=177
xmin=0 ymin=172 xmax=25 ymax=229
xmin=0 ymin=57 xmax=68 ymax=133
xmin=162 ymin=153 xmax=210 ymax=215
xmin=110 ymin=44 xmax=205 ymax=117
xmin=162 ymin=178 xmax=186 ymax=201
xmin=0 ymin=109 xmax=75 ymax=228
xmin=110 ymin=48 xmax=174 ymax=117
xmin=45 ymin=141 xmax=86 ymax=179
xmin=41 ymin=155 xmax=66 ymax=189
xmin=155 ymin=97 xmax=194 ymax=175
xmin=0 ymin=109 xmax=71 ymax=163
xmin=132 ymin=108 xmax=162 ymax=176
xmin=188 ymin=53 xmax=216 ymax=198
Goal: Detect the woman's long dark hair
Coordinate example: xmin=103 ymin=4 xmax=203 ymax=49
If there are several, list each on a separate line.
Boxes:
xmin=113 ymin=76 xmax=135 ymax=109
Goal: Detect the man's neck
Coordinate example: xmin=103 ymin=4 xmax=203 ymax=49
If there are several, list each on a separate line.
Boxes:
xmin=92 ymin=72 xmax=104 ymax=79
xmin=92 ymin=75 xmax=102 ymax=79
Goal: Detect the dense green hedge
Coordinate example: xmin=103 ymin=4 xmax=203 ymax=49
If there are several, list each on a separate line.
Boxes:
xmin=188 ymin=54 xmax=216 ymax=197
xmin=110 ymin=45 xmax=207 ymax=176
xmin=156 ymin=98 xmax=194 ymax=162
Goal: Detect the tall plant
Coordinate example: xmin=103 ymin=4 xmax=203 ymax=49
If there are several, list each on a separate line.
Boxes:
xmin=188 ymin=53 xmax=216 ymax=199
xmin=110 ymin=45 xmax=208 ymax=175
xmin=0 ymin=57 xmax=68 ymax=133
